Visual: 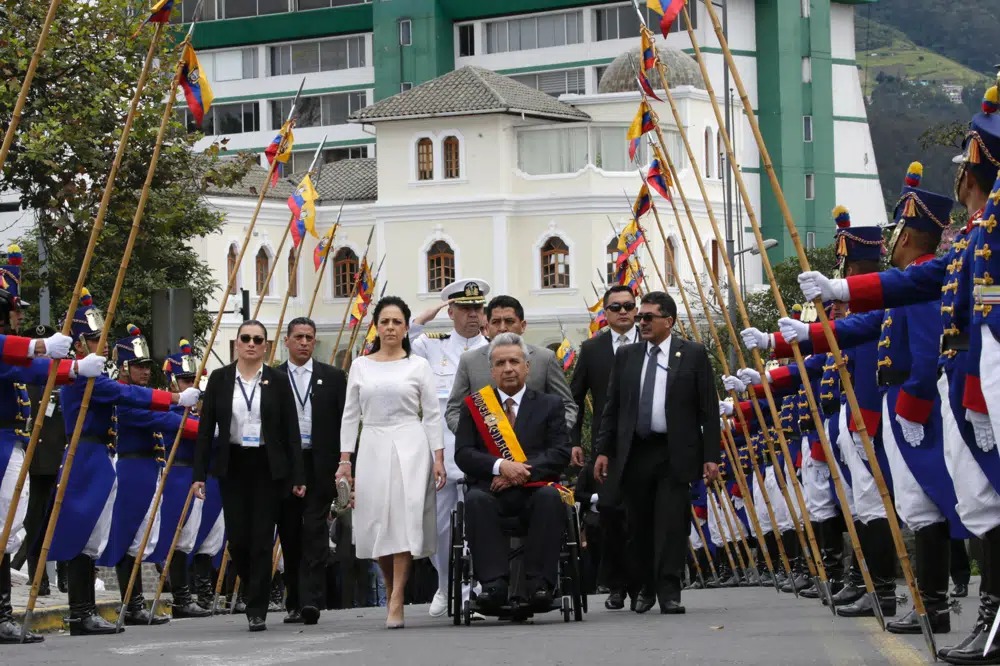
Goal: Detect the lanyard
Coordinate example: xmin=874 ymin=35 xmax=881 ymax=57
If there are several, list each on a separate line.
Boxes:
xmin=236 ymin=376 xmax=258 ymax=413
xmin=288 ymin=368 xmax=312 ymax=410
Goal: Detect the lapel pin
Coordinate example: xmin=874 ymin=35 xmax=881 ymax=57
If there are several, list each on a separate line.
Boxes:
xmin=261 ymin=380 xmax=269 ymax=386
xmin=317 ymin=379 xmax=323 ymax=385
xmin=675 ymin=351 xmax=681 ymax=358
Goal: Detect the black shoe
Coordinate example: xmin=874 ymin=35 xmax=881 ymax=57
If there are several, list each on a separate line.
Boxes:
xmin=941 ymin=594 xmax=1000 ymax=665
xmin=301 ymin=606 xmax=320 ymax=625
xmin=604 ymin=591 xmax=625 ymax=610
xmin=172 ymin=600 xmax=211 ymax=619
xmin=828 ymin=581 xmax=864 ymax=607
xmin=69 ymin=612 xmax=123 ymax=636
xmin=475 ymin=580 xmax=508 ymax=611
xmin=233 ymin=592 xmax=247 ymax=614
xmin=799 ymin=582 xmax=822 ymax=599
xmin=952 ymin=584 xmax=969 ymax=598
xmin=530 ymin=586 xmax=554 ymax=612
xmin=684 ymin=579 xmax=705 ymax=590
xmin=887 ymin=606 xmax=951 ymax=635
xmin=596 ymin=585 xmax=610 ymax=594
xmin=0 ymin=618 xmax=44 ymax=644
xmin=248 ymin=616 xmax=267 ymax=632
xmin=938 ymin=622 xmax=986 ymax=661
xmin=123 ymin=604 xmax=170 ymax=626
xmin=633 ymin=590 xmax=656 ymax=614
xmin=659 ymin=600 xmax=685 ymax=615
xmin=781 ymin=573 xmax=810 ymax=594
xmin=283 ymin=610 xmax=303 ymax=624
xmin=836 ymin=592 xmax=896 ymax=618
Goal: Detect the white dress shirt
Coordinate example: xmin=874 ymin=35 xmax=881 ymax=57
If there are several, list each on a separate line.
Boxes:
xmin=287 ymin=357 xmax=313 ymax=449
xmin=492 ymin=384 xmax=527 ymax=476
xmin=610 ymin=327 xmax=639 ymax=355
xmin=231 ymin=365 xmax=264 ymax=446
xmin=639 ymin=336 xmax=671 ymax=434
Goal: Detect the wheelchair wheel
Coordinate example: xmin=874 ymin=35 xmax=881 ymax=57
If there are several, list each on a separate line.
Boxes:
xmin=565 ymin=505 xmax=585 ymax=621
xmin=463 ymin=599 xmax=472 ymax=626
xmin=561 ymin=596 xmax=571 ymax=622
xmin=451 ymin=501 xmax=466 ymax=626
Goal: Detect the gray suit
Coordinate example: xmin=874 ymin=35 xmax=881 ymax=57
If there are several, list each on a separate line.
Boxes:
xmin=445 ymin=343 xmax=578 ymax=434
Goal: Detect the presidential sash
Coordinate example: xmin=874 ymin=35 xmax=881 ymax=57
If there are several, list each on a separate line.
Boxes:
xmin=464 ymin=386 xmax=574 ymax=505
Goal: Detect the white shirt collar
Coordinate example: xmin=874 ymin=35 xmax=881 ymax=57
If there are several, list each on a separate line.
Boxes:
xmin=610 ymin=327 xmax=637 ymax=343
xmin=452 ymin=330 xmax=485 ymax=347
xmin=288 ymin=357 xmax=314 ymax=374
xmin=497 ymin=384 xmax=527 ymax=407
xmin=647 ymin=335 xmax=672 ymax=358
xmin=237 ymin=364 xmax=264 ymax=382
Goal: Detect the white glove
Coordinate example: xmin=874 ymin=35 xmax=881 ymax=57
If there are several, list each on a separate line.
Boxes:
xmin=177 ymin=387 xmax=202 ymax=408
xmin=722 ymin=375 xmax=746 ymax=394
xmin=851 ymin=432 xmax=868 ymax=461
xmin=719 ymin=400 xmax=734 ymax=417
xmin=740 ymin=327 xmax=771 ymax=351
xmin=895 ymin=415 xmax=924 ymax=447
xmin=778 ymin=317 xmax=809 ymax=344
xmin=736 ymin=368 xmax=762 ymax=386
xmin=798 ymin=271 xmax=849 ymax=303
xmin=966 ymin=410 xmax=997 ymax=453
xmin=75 ymin=354 xmax=107 ymax=379
xmin=41 ymin=333 xmax=73 ymax=359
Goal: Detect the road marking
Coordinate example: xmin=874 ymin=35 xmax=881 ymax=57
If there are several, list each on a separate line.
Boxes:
xmin=195 ymin=648 xmax=361 ymax=666
xmin=112 ymin=639 xmax=234 ymax=655
xmin=863 ymin=617 xmax=926 ymax=665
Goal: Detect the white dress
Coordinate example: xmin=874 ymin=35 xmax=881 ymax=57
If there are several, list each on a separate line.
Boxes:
xmin=341 ymin=355 xmax=444 ymax=559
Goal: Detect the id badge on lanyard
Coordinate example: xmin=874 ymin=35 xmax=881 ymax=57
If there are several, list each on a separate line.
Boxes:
xmin=238 ymin=377 xmax=261 ymax=448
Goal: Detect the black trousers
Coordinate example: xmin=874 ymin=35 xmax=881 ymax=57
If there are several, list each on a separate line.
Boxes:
xmin=13 ymin=473 xmax=57 ymax=573
xmin=622 ymin=435 xmax=689 ymax=603
xmin=218 ymin=446 xmax=285 ymax=620
xmin=598 ymin=507 xmax=629 ymax=594
xmin=277 ymin=450 xmax=334 ymax=612
xmin=464 ymin=485 xmax=565 ymax=588
xmin=951 ymin=538 xmax=971 ymax=586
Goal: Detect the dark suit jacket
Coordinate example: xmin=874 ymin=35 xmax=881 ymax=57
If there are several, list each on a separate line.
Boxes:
xmin=194 ymin=363 xmax=306 ymax=487
xmin=454 ymin=387 xmax=571 ymax=492
xmin=570 ymin=326 xmax=639 ymax=447
xmin=277 ymin=359 xmax=347 ymax=482
xmin=594 ymin=336 xmax=720 ymax=505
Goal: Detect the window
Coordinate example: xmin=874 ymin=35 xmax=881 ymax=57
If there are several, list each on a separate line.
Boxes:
xmin=802 ymin=56 xmax=812 ymax=83
xmin=183 ymin=102 xmax=259 ymax=135
xmin=287 ymin=247 xmax=298 ymax=298
xmin=517 ymin=128 xmax=588 ymax=175
xmin=443 ymin=136 xmax=460 ymax=179
xmin=541 ymin=237 xmax=570 ymax=289
xmin=400 ymin=82 xmax=412 ymax=92
xmin=227 ymin=244 xmax=239 ymax=295
xmin=485 ymin=11 xmax=582 ymax=54
xmin=255 ymin=248 xmax=271 ymax=296
xmin=269 ymin=91 xmax=366 ymax=130
xmin=806 ymin=232 xmax=817 ymax=250
xmin=206 ymin=48 xmax=258 ymax=81
xmin=509 ymin=68 xmax=585 ymax=97
xmin=416 ymin=138 xmax=434 ymax=180
xmin=269 ymin=35 xmax=365 ymax=76
xmin=592 ymin=126 xmax=634 ymax=172
xmin=225 ymin=0 xmax=289 ymax=19
xmin=605 ymin=237 xmax=620 ymax=285
xmin=427 ymin=240 xmax=455 ymax=292
xmin=801 ymin=0 xmax=811 ymax=17
xmin=300 ymin=0 xmax=373 ymax=9
xmin=458 ymin=24 xmax=475 ymax=56
xmin=332 ymin=247 xmax=358 ymax=297
xmin=595 ymin=3 xmax=694 ymax=41
xmin=596 ymin=65 xmax=610 ymax=87
xmin=717 ymin=129 xmax=725 ymax=178
xmin=803 ymin=115 xmax=813 ymax=142
xmin=704 ymin=128 xmax=714 ymax=179
xmin=171 ymin=0 xmax=217 ymax=23
xmin=286 ymin=146 xmax=368 ymax=175
xmin=399 ymin=19 xmax=411 ymax=46
xmin=805 ymin=174 xmax=815 ymax=200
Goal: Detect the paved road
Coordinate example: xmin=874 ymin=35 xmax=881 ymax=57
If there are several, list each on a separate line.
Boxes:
xmin=5 ymin=585 xmax=967 ymax=665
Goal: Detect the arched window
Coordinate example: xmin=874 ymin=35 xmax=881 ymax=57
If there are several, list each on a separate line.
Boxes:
xmin=287 ymin=247 xmax=298 ymax=298
xmin=664 ymin=238 xmax=679 ymax=288
xmin=226 ymin=244 xmax=239 ymax=295
xmin=332 ymin=247 xmax=359 ymax=298
xmin=717 ymin=129 xmax=725 ymax=179
xmin=427 ymin=240 xmax=455 ymax=292
xmin=443 ymin=136 xmax=460 ymax=179
xmin=541 ymin=236 xmax=570 ymax=289
xmin=704 ymin=128 xmax=713 ymax=179
xmin=254 ymin=247 xmax=270 ymax=296
xmin=416 ymin=137 xmax=434 ymax=181
xmin=605 ymin=237 xmax=620 ymax=285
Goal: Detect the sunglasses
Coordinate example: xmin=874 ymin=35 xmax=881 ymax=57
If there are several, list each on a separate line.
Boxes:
xmin=637 ymin=313 xmax=671 ymax=323
xmin=606 ymin=302 xmax=636 ymax=313
xmin=239 ymin=334 xmax=266 ymax=345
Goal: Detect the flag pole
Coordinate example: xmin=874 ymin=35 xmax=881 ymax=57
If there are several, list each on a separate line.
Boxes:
xmin=305 ymin=199 xmax=346 ymax=318
xmin=15 ymin=22 xmax=175 ymax=639
xmin=0 ymin=0 xmax=63 ymax=174
xmin=328 ymin=226 xmax=374 ymax=363
xmin=341 ymin=253 xmax=386 ymax=368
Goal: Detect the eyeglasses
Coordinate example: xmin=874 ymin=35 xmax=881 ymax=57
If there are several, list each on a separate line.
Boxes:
xmin=606 ymin=302 xmax=636 ymax=313
xmin=239 ymin=334 xmax=266 ymax=345
xmin=637 ymin=313 xmax=671 ymax=323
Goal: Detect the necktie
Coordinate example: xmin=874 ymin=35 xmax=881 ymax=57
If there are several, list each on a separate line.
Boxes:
xmin=504 ymin=397 xmax=517 ymax=427
xmin=618 ymin=334 xmax=629 ymax=349
xmin=636 ymin=346 xmax=660 ymax=438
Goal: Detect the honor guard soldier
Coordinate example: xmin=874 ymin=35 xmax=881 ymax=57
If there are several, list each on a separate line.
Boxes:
xmin=408 ymin=278 xmax=489 ymax=617
xmin=48 ymin=290 xmax=201 ymax=635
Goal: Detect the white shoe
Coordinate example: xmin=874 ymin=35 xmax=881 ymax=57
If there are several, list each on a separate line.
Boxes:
xmin=429 ymin=590 xmax=448 ymax=617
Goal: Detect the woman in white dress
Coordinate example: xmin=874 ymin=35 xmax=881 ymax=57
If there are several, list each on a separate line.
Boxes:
xmin=336 ymin=296 xmax=446 ymax=628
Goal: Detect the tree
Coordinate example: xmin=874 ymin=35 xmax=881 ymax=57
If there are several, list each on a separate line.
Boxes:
xmin=0 ymin=1 xmax=254 ymax=349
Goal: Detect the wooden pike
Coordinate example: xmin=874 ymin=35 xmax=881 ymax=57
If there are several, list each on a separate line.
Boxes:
xmin=687 ymin=539 xmax=707 ymax=589
xmin=328 ymin=226 xmax=375 ymax=364
xmin=305 ymin=199 xmax=346 ymax=318
xmin=690 ymin=504 xmax=720 ymax=583
xmin=340 ymin=253 xmax=386 ymax=369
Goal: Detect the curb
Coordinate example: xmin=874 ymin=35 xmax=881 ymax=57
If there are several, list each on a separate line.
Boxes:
xmin=13 ymin=601 xmax=174 ymax=634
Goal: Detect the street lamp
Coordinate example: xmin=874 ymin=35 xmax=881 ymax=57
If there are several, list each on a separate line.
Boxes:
xmin=735 ymin=238 xmax=778 ymax=256
xmin=725 ymin=238 xmax=775 ymax=368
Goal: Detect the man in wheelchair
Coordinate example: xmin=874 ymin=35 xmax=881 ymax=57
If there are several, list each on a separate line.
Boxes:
xmin=454 ymin=333 xmax=572 ymax=613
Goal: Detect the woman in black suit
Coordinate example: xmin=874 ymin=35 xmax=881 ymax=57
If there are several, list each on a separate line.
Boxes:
xmin=193 ymin=320 xmax=305 ymax=632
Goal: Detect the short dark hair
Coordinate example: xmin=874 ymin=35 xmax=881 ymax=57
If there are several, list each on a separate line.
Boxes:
xmin=485 ymin=295 xmax=524 ymax=321
xmin=641 ymin=291 xmax=677 ymax=320
xmin=603 ymin=285 xmax=635 ymax=307
xmin=969 ymin=165 xmax=998 ymax=197
xmin=286 ymin=317 xmax=316 ymax=337
xmin=370 ymin=296 xmax=412 ymax=357
xmin=904 ymin=226 xmax=940 ymax=255
xmin=846 ymin=259 xmax=881 ymax=276
xmin=237 ymin=319 xmax=268 ymax=340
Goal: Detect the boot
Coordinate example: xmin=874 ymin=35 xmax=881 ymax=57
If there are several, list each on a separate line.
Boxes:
xmin=193 ymin=554 xmax=215 ymax=610
xmin=888 ymin=522 xmax=952 ymax=635
xmin=68 ymin=555 xmax=121 ymax=636
xmin=779 ymin=530 xmax=809 ymax=593
xmin=170 ymin=552 xmax=211 ymax=618
xmin=838 ymin=519 xmax=897 ymax=618
xmin=0 ymin=554 xmax=43 ymax=643
xmin=829 ymin=521 xmax=866 ymax=606
xmin=26 ymin=554 xmax=50 ymax=597
xmin=821 ymin=517 xmax=846 ymax=596
xmin=57 ymin=561 xmax=68 ymax=593
xmin=115 ymin=554 xmax=169 ymax=626
xmin=940 ymin=593 xmax=1000 ymax=664
xmin=269 ymin=572 xmax=285 ymax=612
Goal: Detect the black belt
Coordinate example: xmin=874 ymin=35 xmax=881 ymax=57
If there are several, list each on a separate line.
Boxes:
xmin=941 ymin=333 xmax=970 ymax=354
xmin=117 ymin=450 xmax=159 ymax=460
xmin=0 ymin=421 xmax=20 ymax=430
xmin=821 ymin=400 xmax=840 ymax=416
xmin=799 ymin=421 xmax=816 ymax=433
xmin=877 ymin=368 xmax=908 ymax=387
xmin=172 ymin=458 xmax=193 ymax=467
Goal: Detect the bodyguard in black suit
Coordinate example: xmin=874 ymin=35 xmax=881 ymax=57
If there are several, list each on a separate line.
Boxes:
xmin=193 ymin=320 xmax=305 ymax=632
xmin=570 ymin=285 xmax=640 ymax=609
xmin=455 ymin=333 xmax=571 ymax=611
xmin=276 ymin=317 xmax=347 ymax=626
xmin=594 ymin=292 xmax=720 ymax=615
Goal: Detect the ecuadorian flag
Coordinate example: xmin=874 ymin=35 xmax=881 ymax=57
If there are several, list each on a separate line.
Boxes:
xmin=556 ymin=338 xmax=576 ymax=372
xmin=179 ymin=45 xmax=214 ymax=127
xmin=287 ymin=175 xmax=319 ymax=247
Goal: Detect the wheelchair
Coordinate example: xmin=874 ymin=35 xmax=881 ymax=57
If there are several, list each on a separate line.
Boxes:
xmin=447 ymin=487 xmax=587 ymax=625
